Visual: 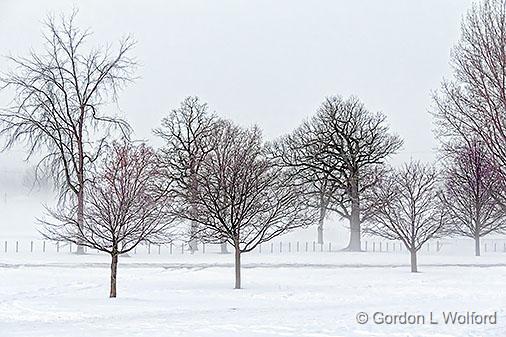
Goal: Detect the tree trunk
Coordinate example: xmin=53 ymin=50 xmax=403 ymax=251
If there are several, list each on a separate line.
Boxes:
xmin=345 ymin=174 xmax=361 ymax=251
xmin=475 ymin=234 xmax=481 ymax=257
xmin=110 ymin=253 xmax=118 ymax=298
xmin=234 ymin=245 xmax=241 ymax=289
xmin=221 ymin=242 xmax=229 ymax=254
xmin=317 ymin=201 xmax=326 ymax=244
xmin=410 ymin=249 xmax=418 ymax=273
xmin=188 ymin=221 xmax=198 ymax=253
xmin=75 ymin=187 xmax=85 ymax=255
xmin=76 ymin=111 xmax=86 ymax=255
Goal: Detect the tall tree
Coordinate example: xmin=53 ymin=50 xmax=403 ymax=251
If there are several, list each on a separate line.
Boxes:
xmin=185 ymin=120 xmax=313 ymax=289
xmin=0 ymin=12 xmax=136 ymax=253
xmin=365 ymin=161 xmax=447 ymax=272
xmin=432 ymin=0 xmax=506 ymax=193
xmin=42 ymin=142 xmax=175 ymax=297
xmin=273 ymin=95 xmax=402 ymax=251
xmin=441 ymin=140 xmax=506 ymax=256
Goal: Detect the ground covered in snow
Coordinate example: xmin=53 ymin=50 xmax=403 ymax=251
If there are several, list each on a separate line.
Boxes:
xmin=1 ymin=252 xmax=505 ymax=337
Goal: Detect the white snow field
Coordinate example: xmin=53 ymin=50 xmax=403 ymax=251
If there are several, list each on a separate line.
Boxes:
xmin=1 ymin=251 xmax=505 ymax=337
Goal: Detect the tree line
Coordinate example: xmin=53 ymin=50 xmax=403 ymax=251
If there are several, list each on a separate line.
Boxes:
xmin=1 ymin=0 xmax=506 ymax=297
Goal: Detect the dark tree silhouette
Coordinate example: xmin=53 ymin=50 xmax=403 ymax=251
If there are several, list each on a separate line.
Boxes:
xmin=42 ymin=142 xmax=175 ymax=297
xmin=365 ymin=161 xmax=447 ymax=272
xmin=184 ymin=120 xmax=314 ymax=289
xmin=0 ymin=12 xmax=136 ymax=254
xmin=273 ymin=95 xmax=402 ymax=251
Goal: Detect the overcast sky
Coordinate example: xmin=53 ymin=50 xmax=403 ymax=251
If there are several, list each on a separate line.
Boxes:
xmin=0 ymin=0 xmax=477 ymax=238
xmin=0 ymin=0 xmax=473 ymax=170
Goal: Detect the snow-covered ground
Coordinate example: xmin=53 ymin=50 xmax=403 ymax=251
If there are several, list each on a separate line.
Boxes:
xmin=1 ymin=251 xmax=505 ymax=337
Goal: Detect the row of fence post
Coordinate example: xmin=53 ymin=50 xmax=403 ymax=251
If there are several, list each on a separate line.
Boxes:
xmin=258 ymin=241 xmax=334 ymax=253
xmin=4 ymin=240 xmax=48 ymax=253
xmin=3 ymin=240 xmax=506 ymax=254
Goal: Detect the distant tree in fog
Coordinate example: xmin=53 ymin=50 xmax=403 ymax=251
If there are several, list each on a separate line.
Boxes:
xmin=0 ymin=11 xmax=136 ymax=254
xmin=183 ymin=120 xmax=314 ymax=289
xmin=272 ymin=95 xmax=402 ymax=251
xmin=42 ymin=142 xmax=175 ymax=297
xmin=365 ymin=161 xmax=447 ymax=272
xmin=441 ymin=140 xmax=506 ymax=256
xmin=154 ymin=96 xmax=221 ymax=253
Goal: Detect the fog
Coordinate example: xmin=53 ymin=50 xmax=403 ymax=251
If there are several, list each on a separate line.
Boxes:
xmin=0 ymin=0 xmax=473 ymax=237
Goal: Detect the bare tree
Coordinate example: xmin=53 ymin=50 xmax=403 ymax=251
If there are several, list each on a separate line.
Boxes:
xmin=276 ymin=161 xmax=339 ymax=244
xmin=184 ymin=120 xmax=314 ymax=289
xmin=365 ymin=161 xmax=446 ymax=272
xmin=441 ymin=140 xmax=506 ymax=256
xmin=310 ymin=173 xmax=339 ymax=244
xmin=432 ymin=0 xmax=506 ymax=189
xmin=42 ymin=142 xmax=175 ymax=297
xmin=273 ymin=95 xmax=402 ymax=251
xmin=0 ymin=12 xmax=136 ymax=254
xmin=154 ymin=96 xmax=218 ymax=253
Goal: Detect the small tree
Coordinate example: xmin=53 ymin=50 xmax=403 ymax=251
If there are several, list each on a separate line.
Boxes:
xmin=185 ymin=120 xmax=313 ymax=289
xmin=441 ymin=140 xmax=506 ymax=256
xmin=42 ymin=142 xmax=175 ymax=297
xmin=365 ymin=161 xmax=446 ymax=272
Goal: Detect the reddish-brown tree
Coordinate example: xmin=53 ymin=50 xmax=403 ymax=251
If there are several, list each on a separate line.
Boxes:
xmin=441 ymin=140 xmax=506 ymax=256
xmin=42 ymin=142 xmax=175 ymax=297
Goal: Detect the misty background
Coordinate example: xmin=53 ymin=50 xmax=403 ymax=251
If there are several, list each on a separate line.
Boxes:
xmin=0 ymin=0 xmax=473 ymax=239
